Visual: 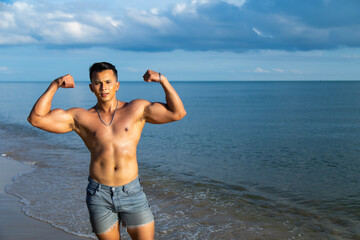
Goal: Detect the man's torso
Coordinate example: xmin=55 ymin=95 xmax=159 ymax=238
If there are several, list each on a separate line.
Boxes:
xmin=71 ymin=100 xmax=147 ymax=186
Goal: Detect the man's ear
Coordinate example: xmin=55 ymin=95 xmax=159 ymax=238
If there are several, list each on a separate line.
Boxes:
xmin=89 ymin=83 xmax=94 ymax=92
xmin=116 ymin=81 xmax=120 ymax=91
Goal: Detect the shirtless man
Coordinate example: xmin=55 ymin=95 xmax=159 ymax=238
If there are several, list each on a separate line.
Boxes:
xmin=27 ymin=62 xmax=186 ymax=240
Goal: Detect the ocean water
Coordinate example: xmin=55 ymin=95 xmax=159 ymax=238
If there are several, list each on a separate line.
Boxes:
xmin=1 ymin=81 xmax=360 ymax=239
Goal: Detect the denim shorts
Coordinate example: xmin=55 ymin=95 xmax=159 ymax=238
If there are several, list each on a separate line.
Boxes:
xmin=86 ymin=176 xmax=154 ymax=234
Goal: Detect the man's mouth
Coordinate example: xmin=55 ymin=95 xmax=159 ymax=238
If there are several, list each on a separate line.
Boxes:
xmin=100 ymin=93 xmax=109 ymax=97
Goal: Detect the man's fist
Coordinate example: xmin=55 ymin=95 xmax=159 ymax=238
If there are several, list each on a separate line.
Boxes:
xmin=54 ymin=74 xmax=75 ymax=88
xmin=143 ymin=70 xmax=162 ymax=83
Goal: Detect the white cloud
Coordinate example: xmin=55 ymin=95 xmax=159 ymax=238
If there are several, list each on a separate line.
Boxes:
xmin=222 ymin=0 xmax=246 ymax=8
xmin=84 ymin=14 xmax=123 ymax=31
xmin=0 ymin=12 xmax=16 ymax=29
xmin=46 ymin=11 xmax=75 ymax=20
xmin=252 ymin=27 xmax=261 ymax=36
xmin=127 ymin=8 xmax=172 ymax=29
xmin=254 ymin=67 xmax=269 ymax=73
xmin=252 ymin=27 xmax=273 ymax=38
xmin=273 ymin=68 xmax=284 ymax=73
xmin=0 ymin=66 xmax=8 ymax=72
xmin=37 ymin=21 xmax=102 ymax=44
xmin=173 ymin=3 xmax=188 ymax=15
xmin=0 ymin=1 xmax=174 ymax=47
xmin=60 ymin=22 xmax=99 ymax=40
xmin=340 ymin=54 xmax=359 ymax=59
xmin=0 ymin=2 xmax=125 ymax=45
xmin=172 ymin=0 xmax=201 ymax=16
xmin=150 ymin=8 xmax=159 ymax=15
xmin=0 ymin=33 xmax=36 ymax=44
xmin=0 ymin=0 xmax=359 ymax=52
xmin=192 ymin=0 xmax=210 ymax=5
xmin=13 ymin=2 xmax=33 ymax=12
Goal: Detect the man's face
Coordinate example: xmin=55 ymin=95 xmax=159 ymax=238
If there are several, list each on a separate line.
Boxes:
xmin=89 ymin=70 xmax=119 ymax=102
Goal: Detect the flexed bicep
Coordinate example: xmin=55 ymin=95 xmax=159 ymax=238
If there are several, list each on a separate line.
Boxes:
xmin=144 ymin=102 xmax=181 ymax=124
xmin=142 ymin=71 xmax=186 ymax=124
xmin=29 ymin=108 xmax=76 ymax=133
xmin=28 ymin=75 xmax=77 ymax=133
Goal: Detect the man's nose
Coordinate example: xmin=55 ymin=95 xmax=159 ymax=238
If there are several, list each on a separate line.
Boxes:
xmin=100 ymin=83 xmax=106 ymax=90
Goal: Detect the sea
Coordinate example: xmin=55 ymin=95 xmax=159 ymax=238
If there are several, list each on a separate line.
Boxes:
xmin=0 ymin=81 xmax=360 ymax=240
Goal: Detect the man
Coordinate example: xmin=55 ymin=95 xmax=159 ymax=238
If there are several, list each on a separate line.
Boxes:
xmin=27 ymin=62 xmax=186 ymax=240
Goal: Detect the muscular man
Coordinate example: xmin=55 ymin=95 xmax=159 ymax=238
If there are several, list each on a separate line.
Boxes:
xmin=27 ymin=62 xmax=186 ymax=240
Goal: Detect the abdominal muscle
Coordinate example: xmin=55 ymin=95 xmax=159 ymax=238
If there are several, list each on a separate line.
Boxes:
xmin=89 ymin=142 xmax=140 ymax=187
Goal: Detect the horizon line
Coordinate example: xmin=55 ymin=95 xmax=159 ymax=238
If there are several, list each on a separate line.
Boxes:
xmin=1 ymin=79 xmax=360 ymax=83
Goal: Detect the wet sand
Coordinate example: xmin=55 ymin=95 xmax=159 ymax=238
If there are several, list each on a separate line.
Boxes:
xmin=0 ymin=156 xmax=89 ymax=240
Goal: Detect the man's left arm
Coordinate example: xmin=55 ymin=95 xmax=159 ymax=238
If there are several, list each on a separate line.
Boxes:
xmin=143 ymin=70 xmax=187 ymax=124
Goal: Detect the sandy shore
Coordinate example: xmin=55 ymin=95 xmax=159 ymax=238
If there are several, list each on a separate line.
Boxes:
xmin=0 ymin=156 xmax=90 ymax=240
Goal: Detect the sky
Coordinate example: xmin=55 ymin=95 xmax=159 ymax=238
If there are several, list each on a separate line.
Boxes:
xmin=0 ymin=0 xmax=360 ymax=81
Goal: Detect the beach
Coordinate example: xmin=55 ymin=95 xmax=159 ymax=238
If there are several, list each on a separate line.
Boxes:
xmin=0 ymin=156 xmax=88 ymax=240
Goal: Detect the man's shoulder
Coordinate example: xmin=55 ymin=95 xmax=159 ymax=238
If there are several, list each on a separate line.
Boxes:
xmin=70 ymin=107 xmax=98 ymax=128
xmin=67 ymin=107 xmax=91 ymax=113
xmin=127 ymin=99 xmax=151 ymax=108
xmin=66 ymin=107 xmax=95 ymax=117
xmin=124 ymin=100 xmax=152 ymax=118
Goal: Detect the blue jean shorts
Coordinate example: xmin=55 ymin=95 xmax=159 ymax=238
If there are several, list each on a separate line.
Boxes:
xmin=86 ymin=176 xmax=154 ymax=234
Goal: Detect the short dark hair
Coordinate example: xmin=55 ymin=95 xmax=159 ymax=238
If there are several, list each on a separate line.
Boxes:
xmin=89 ymin=62 xmax=118 ymax=82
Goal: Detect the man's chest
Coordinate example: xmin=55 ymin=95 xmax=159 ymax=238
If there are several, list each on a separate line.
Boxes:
xmin=79 ymin=113 xmax=144 ymax=143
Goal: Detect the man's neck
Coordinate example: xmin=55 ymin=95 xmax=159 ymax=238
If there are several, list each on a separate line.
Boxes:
xmin=96 ymin=99 xmax=118 ymax=112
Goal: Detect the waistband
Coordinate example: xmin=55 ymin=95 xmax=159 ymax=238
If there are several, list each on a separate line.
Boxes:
xmin=87 ymin=176 xmax=140 ymax=193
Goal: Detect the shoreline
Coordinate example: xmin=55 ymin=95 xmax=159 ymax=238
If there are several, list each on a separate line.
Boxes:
xmin=0 ymin=156 xmax=89 ymax=240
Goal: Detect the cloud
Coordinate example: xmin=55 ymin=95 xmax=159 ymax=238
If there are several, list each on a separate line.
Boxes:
xmin=5 ymin=3 xmax=140 ymax=46
xmin=254 ymin=68 xmax=303 ymax=74
xmin=173 ymin=3 xmax=188 ymax=15
xmin=150 ymin=8 xmax=159 ymax=15
xmin=127 ymin=8 xmax=171 ymax=29
xmin=252 ymin=27 xmax=273 ymax=38
xmin=252 ymin=28 xmax=262 ymax=36
xmin=221 ymin=0 xmax=246 ymax=8
xmin=0 ymin=0 xmax=360 ymax=52
xmin=0 ymin=66 xmax=9 ymax=72
xmin=254 ymin=67 xmax=269 ymax=73
xmin=273 ymin=68 xmax=284 ymax=73
xmin=340 ymin=54 xmax=359 ymax=59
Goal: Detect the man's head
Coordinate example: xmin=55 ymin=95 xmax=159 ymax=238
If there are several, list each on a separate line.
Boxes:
xmin=89 ymin=62 xmax=118 ymax=82
xmin=89 ymin=62 xmax=120 ymax=101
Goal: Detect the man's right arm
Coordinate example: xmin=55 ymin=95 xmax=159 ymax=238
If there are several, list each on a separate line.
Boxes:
xmin=27 ymin=74 xmax=77 ymax=133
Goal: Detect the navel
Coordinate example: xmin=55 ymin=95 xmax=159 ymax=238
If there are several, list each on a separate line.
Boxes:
xmin=125 ymin=127 xmax=128 ymax=132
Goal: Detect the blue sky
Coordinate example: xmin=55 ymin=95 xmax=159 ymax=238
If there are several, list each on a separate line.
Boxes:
xmin=0 ymin=0 xmax=360 ymax=81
